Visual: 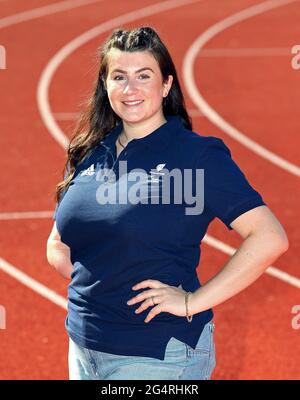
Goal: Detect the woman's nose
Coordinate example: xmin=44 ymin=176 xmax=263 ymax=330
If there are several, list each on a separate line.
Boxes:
xmin=123 ymin=78 xmax=138 ymax=94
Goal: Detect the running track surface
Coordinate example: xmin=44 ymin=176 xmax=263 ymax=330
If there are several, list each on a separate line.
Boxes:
xmin=0 ymin=0 xmax=299 ymax=380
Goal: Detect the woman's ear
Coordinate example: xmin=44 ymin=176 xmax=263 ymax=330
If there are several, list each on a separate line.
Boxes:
xmin=163 ymin=75 xmax=173 ymax=97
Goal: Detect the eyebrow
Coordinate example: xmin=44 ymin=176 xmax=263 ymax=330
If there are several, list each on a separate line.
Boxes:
xmin=110 ymin=67 xmax=155 ymax=74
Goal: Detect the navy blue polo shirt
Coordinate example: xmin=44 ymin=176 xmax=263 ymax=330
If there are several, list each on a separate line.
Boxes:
xmin=53 ymin=115 xmax=266 ymax=360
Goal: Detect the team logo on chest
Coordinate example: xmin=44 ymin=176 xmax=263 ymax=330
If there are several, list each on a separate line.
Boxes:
xmin=81 ymin=164 xmax=96 ymax=176
xmin=148 ymin=163 xmax=166 ymax=183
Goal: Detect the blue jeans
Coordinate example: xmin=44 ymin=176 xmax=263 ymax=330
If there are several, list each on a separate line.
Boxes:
xmin=68 ymin=321 xmax=216 ymax=380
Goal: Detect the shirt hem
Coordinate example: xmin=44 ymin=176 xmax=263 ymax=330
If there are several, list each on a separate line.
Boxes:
xmin=66 ymin=311 xmax=214 ymax=361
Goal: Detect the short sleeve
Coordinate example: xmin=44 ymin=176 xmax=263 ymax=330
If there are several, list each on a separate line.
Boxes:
xmin=199 ymin=138 xmax=266 ymax=230
xmin=52 ymin=163 xmax=71 ymax=220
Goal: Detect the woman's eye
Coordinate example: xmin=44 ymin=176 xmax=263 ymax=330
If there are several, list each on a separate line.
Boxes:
xmin=112 ymin=74 xmax=150 ymax=81
xmin=140 ymin=74 xmax=150 ymax=79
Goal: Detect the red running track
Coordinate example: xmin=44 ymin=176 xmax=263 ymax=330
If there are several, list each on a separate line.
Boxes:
xmin=0 ymin=0 xmax=299 ymax=379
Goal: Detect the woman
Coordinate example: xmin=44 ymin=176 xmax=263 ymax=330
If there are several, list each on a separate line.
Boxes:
xmin=47 ymin=27 xmax=289 ymax=380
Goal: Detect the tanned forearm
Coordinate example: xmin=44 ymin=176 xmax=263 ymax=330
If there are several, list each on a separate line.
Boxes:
xmin=189 ymin=232 xmax=288 ymax=315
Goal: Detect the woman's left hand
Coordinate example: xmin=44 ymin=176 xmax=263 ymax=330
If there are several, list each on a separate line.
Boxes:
xmin=126 ymin=279 xmax=193 ymax=323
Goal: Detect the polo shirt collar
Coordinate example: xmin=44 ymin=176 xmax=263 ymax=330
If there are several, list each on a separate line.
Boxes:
xmin=100 ymin=115 xmax=184 ymax=152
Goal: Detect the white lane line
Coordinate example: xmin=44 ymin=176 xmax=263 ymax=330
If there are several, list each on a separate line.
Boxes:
xmin=199 ymin=47 xmax=292 ymax=57
xmin=37 ymin=0 xmax=299 ymax=291
xmin=183 ymin=0 xmax=300 ymax=177
xmin=0 ymin=1 xmax=203 ymax=307
xmin=204 ymin=235 xmax=300 ymax=290
xmin=0 ymin=257 xmax=67 ymax=310
xmin=37 ymin=0 xmax=202 ymax=150
xmin=0 ymin=0 xmax=104 ymax=29
xmin=0 ymin=0 xmax=297 ymax=314
xmin=0 ymin=211 xmax=54 ymax=220
xmin=0 ymin=0 xmax=109 ymax=310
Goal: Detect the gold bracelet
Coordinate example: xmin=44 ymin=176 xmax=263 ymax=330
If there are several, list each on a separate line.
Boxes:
xmin=185 ymin=291 xmax=193 ymax=322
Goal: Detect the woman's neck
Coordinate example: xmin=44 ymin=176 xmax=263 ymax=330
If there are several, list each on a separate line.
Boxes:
xmin=121 ymin=113 xmax=167 ymax=143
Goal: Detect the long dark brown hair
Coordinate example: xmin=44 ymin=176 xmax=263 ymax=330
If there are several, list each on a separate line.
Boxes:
xmin=55 ymin=26 xmax=192 ymax=202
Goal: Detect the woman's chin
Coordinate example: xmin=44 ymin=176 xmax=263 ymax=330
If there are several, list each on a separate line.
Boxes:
xmin=120 ymin=114 xmax=148 ymax=124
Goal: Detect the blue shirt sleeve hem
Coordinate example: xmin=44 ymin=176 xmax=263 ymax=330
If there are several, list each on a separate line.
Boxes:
xmin=222 ymin=197 xmax=267 ymax=230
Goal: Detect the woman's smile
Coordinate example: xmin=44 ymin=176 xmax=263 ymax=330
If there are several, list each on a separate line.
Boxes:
xmin=122 ymin=100 xmax=144 ymax=107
